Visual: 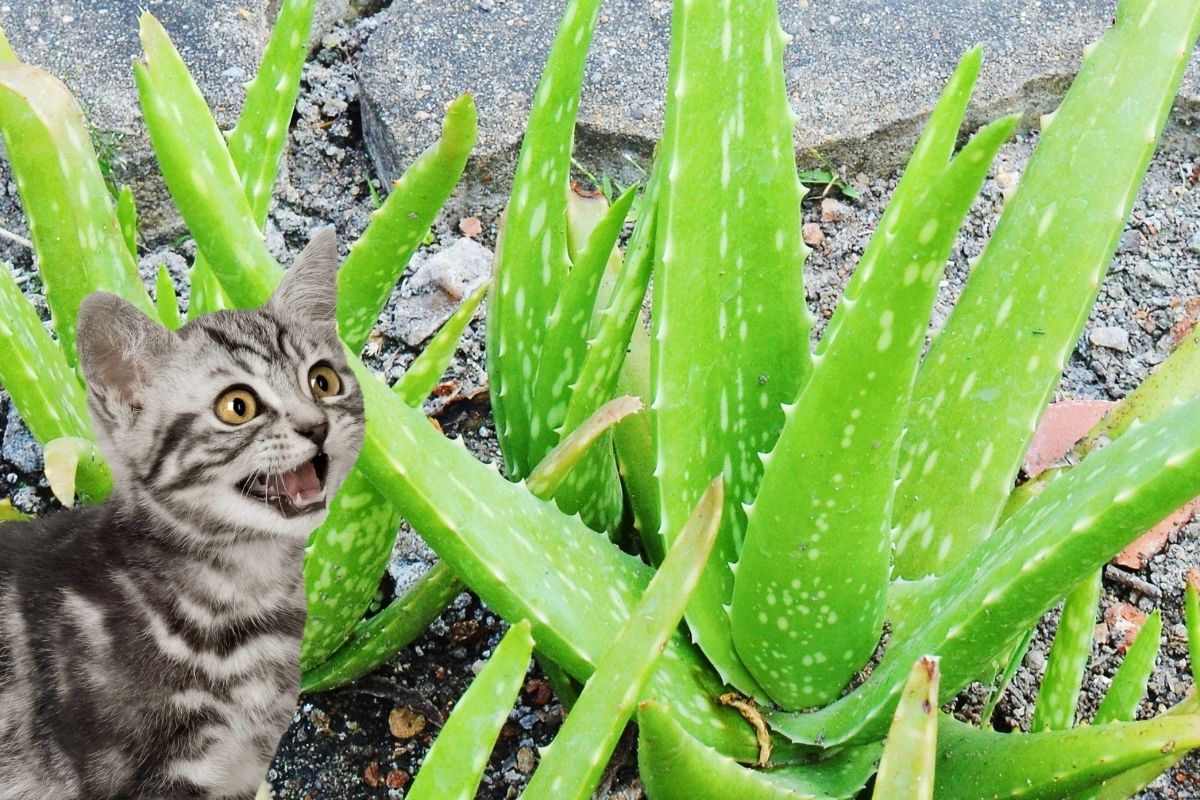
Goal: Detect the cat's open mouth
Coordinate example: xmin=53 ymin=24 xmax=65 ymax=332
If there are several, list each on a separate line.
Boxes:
xmin=238 ymin=453 xmax=329 ymax=517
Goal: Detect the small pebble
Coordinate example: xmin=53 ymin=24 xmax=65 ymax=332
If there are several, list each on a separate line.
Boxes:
xmin=1089 ymin=326 xmax=1130 ymax=352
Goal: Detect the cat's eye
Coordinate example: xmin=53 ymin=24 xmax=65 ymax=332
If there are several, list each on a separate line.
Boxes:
xmin=308 ymin=363 xmax=342 ymax=399
xmin=214 ymin=387 xmax=259 ymax=425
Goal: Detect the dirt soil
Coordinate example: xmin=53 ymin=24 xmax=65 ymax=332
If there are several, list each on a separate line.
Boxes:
xmin=1 ymin=7 xmax=1199 ymax=800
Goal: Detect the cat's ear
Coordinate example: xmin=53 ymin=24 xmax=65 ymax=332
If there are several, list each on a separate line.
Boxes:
xmin=269 ymin=227 xmax=338 ymax=324
xmin=77 ymin=292 xmax=175 ymax=407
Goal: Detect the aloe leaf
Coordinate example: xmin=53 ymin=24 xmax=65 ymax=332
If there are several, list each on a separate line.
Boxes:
xmin=337 ymin=93 xmax=477 ymax=351
xmin=733 ymin=115 xmax=1016 ymax=706
xmin=300 ymin=466 xmax=405 ymax=670
xmin=892 ymin=0 xmax=1200 ymax=579
xmin=816 ymin=45 xmax=981 ymax=356
xmin=406 ymin=620 xmax=533 ymax=800
xmin=614 ymin=309 xmax=661 ymax=561
xmin=1031 ymin=570 xmax=1102 ymax=731
xmin=186 ymin=257 xmax=230 ymax=320
xmin=525 ymin=395 xmax=643 ymax=499
xmin=395 ymin=280 xmax=488 ymax=406
xmin=487 ymin=0 xmax=601 ymax=478
xmin=933 ymin=713 xmax=1200 ymax=799
xmin=154 ymin=264 xmax=181 ymax=330
xmin=116 ymin=186 xmax=137 ymax=259
xmin=43 ymin=436 xmax=111 ymax=507
xmin=226 ymin=0 xmax=314 ymax=226
xmin=980 ymin=628 xmax=1035 ymax=727
xmin=350 ymin=356 xmax=763 ymax=760
xmin=772 ymin=398 xmax=1200 ymax=746
xmin=302 ymin=562 xmax=463 ymax=692
xmin=0 ymin=27 xmax=14 ymax=61
xmin=0 ymin=63 xmax=157 ymax=363
xmin=637 ymin=701 xmax=868 ymax=800
xmin=1092 ymin=694 xmax=1200 ymax=799
xmin=652 ymin=0 xmax=812 ymax=699
xmin=522 ymin=479 xmax=722 ymax=800
xmin=0 ymin=262 xmax=91 ymax=446
xmin=0 ymin=499 xmax=28 ymax=522
xmin=134 ymin=12 xmax=281 ymax=308
xmin=1095 ymin=609 xmax=1161 ymax=725
xmin=1188 ymin=571 xmax=1200 ymax=685
xmin=873 ymin=657 xmax=939 ymax=800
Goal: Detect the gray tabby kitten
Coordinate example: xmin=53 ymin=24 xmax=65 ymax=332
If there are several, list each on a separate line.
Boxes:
xmin=0 ymin=229 xmax=364 ymax=800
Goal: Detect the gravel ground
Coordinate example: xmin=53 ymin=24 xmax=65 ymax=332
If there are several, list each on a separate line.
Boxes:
xmin=1 ymin=7 xmax=1200 ymax=799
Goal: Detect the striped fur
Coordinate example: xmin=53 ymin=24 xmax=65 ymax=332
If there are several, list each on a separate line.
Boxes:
xmin=0 ymin=232 xmax=364 ymax=799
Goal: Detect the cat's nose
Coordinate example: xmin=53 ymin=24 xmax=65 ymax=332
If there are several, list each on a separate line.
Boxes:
xmin=298 ymin=422 xmax=328 ymax=448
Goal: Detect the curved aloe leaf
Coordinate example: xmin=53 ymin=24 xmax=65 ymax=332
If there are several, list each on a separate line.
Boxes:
xmin=135 ymin=12 xmax=282 ymax=308
xmin=732 ymin=114 xmax=1016 ymax=706
xmin=1031 ymin=570 xmax=1101 ymax=732
xmin=301 ymin=561 xmax=462 ymax=692
xmin=638 ymin=701 xmax=885 ymax=800
xmin=892 ymin=0 xmax=1200 ymax=579
xmin=773 ymin=398 xmax=1200 ymax=746
xmin=1093 ymin=694 xmax=1200 ymax=800
xmin=0 ymin=262 xmax=91 ymax=445
xmin=226 ymin=0 xmax=314 ymax=226
xmin=522 ymin=479 xmax=722 ymax=800
xmin=933 ymin=714 xmax=1200 ymax=799
xmin=525 ymin=395 xmax=643 ymax=499
xmin=0 ymin=63 xmax=157 ymax=363
xmin=350 ymin=356 xmax=763 ymax=760
xmin=873 ymin=657 xmax=939 ymax=800
xmin=653 ymin=0 xmax=811 ymax=700
xmin=406 ymin=620 xmax=533 ymax=800
xmin=395 ymin=280 xmax=488 ymax=406
xmin=487 ymin=0 xmax=602 ymax=478
xmin=338 ymin=94 xmax=477 ymax=351
xmin=43 ymin=436 xmax=111 ymax=507
xmin=116 ymin=186 xmax=137 ymax=259
xmin=1188 ymin=571 xmax=1200 ymax=685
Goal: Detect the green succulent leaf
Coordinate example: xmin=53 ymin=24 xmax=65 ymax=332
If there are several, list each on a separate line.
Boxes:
xmin=891 ymin=0 xmax=1200 ymax=578
xmin=226 ymin=0 xmax=315 ymax=226
xmin=732 ymin=113 xmax=1016 ymax=706
xmin=613 ymin=309 xmax=661 ymax=560
xmin=638 ymin=701 xmax=886 ymax=800
xmin=337 ymin=93 xmax=477 ymax=352
xmin=154 ymin=264 xmax=181 ymax=331
xmin=1095 ymin=609 xmax=1161 ymax=726
xmin=116 ymin=186 xmax=137 ymax=259
xmin=522 ymin=478 xmax=722 ymax=800
xmin=349 ymin=355 xmax=763 ymax=760
xmin=1031 ymin=570 xmax=1101 ymax=732
xmin=186 ymin=257 xmax=231 ymax=320
xmin=980 ymin=628 xmax=1035 ymax=728
xmin=773 ymin=398 xmax=1200 ymax=746
xmin=301 ymin=561 xmax=463 ymax=693
xmin=43 ymin=436 xmax=111 ymax=507
xmin=135 ymin=12 xmax=282 ymax=308
xmin=525 ymin=395 xmax=643 ymax=500
xmin=394 ymin=280 xmax=488 ymax=406
xmin=933 ymin=713 xmax=1200 ymax=800
xmin=488 ymin=0 xmax=602 ymax=478
xmin=1092 ymin=694 xmax=1200 ymax=799
xmin=652 ymin=0 xmax=812 ymax=699
xmin=0 ymin=63 xmax=157 ymax=363
xmin=872 ymin=657 xmax=939 ymax=800
xmin=406 ymin=619 xmax=533 ymax=800
xmin=0 ymin=261 xmax=92 ymax=446
xmin=1188 ymin=571 xmax=1200 ymax=685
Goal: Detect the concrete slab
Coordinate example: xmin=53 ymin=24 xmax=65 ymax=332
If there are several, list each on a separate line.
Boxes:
xmin=357 ymin=0 xmax=1200 ymax=194
xmin=0 ymin=0 xmax=270 ymax=236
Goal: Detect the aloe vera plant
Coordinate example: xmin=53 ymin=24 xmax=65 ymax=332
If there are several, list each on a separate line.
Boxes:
xmin=5 ymin=0 xmax=1200 ymax=796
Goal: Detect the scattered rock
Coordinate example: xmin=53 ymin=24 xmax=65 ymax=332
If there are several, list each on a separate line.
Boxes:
xmin=459 ymin=216 xmax=484 ymax=238
xmin=388 ymin=707 xmax=426 ymax=739
xmin=1 ymin=404 xmax=41 ymax=474
xmin=392 ymin=237 xmax=492 ymax=346
xmin=1114 ymin=499 xmax=1200 ymax=570
xmin=820 ymin=197 xmax=851 ymax=223
xmin=1089 ymin=326 xmax=1131 ymax=352
xmin=515 ymin=746 xmax=537 ymax=774
xmin=1117 ymin=228 xmax=1142 ymax=255
xmin=1188 ymin=228 xmax=1200 ymax=254
xmin=1103 ymin=601 xmax=1148 ymax=654
xmin=802 ymin=222 xmax=825 ymax=247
